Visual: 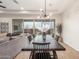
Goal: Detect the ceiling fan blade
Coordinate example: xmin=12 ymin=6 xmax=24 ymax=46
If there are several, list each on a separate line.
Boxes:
xmin=13 ymin=0 xmax=19 ymax=4
xmin=0 ymin=5 xmax=6 ymax=8
xmin=0 ymin=1 xmax=2 ymax=3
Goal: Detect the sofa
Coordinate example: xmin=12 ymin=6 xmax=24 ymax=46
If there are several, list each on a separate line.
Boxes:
xmin=0 ymin=36 xmax=28 ymax=59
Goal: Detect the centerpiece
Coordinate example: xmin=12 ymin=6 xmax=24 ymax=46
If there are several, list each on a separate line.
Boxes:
xmin=42 ymin=32 xmax=46 ymax=42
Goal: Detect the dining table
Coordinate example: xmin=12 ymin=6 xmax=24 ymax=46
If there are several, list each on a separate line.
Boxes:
xmin=22 ymin=34 xmax=65 ymax=59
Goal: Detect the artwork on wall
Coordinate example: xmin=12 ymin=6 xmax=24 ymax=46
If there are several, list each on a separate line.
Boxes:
xmin=14 ymin=25 xmax=18 ymax=30
xmin=0 ymin=22 xmax=9 ymax=33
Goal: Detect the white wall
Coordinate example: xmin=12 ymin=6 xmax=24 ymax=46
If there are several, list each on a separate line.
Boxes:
xmin=0 ymin=14 xmax=62 ymax=24
xmin=0 ymin=14 xmax=62 ymax=33
xmin=0 ymin=18 xmax=12 ymax=33
xmin=62 ymin=0 xmax=79 ymax=51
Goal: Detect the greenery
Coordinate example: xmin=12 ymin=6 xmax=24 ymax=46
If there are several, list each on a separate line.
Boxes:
xmin=57 ymin=24 xmax=62 ymax=36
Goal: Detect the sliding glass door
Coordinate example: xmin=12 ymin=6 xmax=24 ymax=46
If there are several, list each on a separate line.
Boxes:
xmin=35 ymin=20 xmax=55 ymax=35
xmin=23 ymin=19 xmax=55 ymax=35
xmin=24 ymin=21 xmax=33 ymax=34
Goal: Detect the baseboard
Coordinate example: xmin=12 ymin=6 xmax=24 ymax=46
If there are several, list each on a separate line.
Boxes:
xmin=63 ymin=41 xmax=79 ymax=52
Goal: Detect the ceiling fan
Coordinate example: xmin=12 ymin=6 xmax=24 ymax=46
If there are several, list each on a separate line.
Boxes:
xmin=0 ymin=1 xmax=6 ymax=8
xmin=0 ymin=5 xmax=6 ymax=8
xmin=0 ymin=0 xmax=18 ymax=8
xmin=0 ymin=1 xmax=2 ymax=3
xmin=13 ymin=0 xmax=19 ymax=4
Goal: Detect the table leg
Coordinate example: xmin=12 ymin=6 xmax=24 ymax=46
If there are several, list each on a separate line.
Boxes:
xmin=32 ymin=51 xmax=35 ymax=59
xmin=52 ymin=50 xmax=58 ymax=59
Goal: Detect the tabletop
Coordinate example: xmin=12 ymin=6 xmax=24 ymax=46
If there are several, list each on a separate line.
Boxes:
xmin=22 ymin=35 xmax=65 ymax=51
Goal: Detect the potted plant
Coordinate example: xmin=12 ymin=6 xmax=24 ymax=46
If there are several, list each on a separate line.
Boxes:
xmin=57 ymin=24 xmax=62 ymax=36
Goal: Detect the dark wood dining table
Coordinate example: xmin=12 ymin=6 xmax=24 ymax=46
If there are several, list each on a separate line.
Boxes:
xmin=22 ymin=35 xmax=65 ymax=59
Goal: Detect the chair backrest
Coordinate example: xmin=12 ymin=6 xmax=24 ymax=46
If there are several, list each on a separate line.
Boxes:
xmin=32 ymin=42 xmax=50 ymax=52
xmin=32 ymin=42 xmax=51 ymax=59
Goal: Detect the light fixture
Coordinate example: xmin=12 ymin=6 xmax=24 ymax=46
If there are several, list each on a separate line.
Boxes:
xmin=38 ymin=0 xmax=49 ymax=18
xmin=44 ymin=0 xmax=47 ymax=17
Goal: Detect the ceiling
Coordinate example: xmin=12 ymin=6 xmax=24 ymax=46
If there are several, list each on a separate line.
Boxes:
xmin=0 ymin=0 xmax=76 ymax=15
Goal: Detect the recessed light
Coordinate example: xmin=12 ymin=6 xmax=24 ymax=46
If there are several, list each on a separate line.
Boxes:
xmin=40 ymin=8 xmax=44 ymax=12
xmin=18 ymin=10 xmax=29 ymax=14
xmin=20 ymin=7 xmax=24 ymax=10
xmin=21 ymin=11 xmax=28 ymax=13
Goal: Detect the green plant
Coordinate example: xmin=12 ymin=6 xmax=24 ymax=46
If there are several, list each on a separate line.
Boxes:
xmin=57 ymin=24 xmax=62 ymax=36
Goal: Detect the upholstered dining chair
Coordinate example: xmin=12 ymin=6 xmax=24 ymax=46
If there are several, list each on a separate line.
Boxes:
xmin=32 ymin=42 xmax=51 ymax=59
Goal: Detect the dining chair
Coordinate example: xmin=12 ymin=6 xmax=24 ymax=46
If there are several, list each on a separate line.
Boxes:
xmin=32 ymin=42 xmax=51 ymax=59
xmin=27 ymin=35 xmax=32 ymax=43
xmin=55 ymin=35 xmax=60 ymax=42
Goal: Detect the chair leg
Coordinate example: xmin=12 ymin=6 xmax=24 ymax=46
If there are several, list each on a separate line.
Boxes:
xmin=52 ymin=50 xmax=58 ymax=59
xmin=32 ymin=51 xmax=35 ymax=59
